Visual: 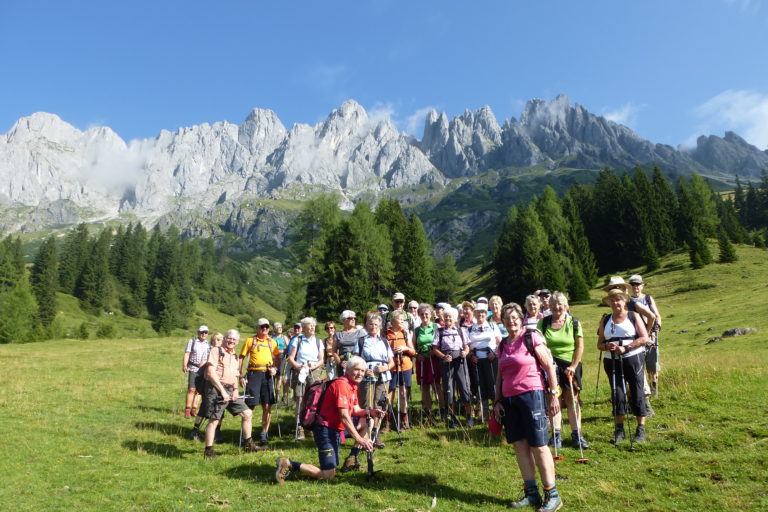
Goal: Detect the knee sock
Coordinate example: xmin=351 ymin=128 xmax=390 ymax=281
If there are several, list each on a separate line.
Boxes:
xmin=349 ymin=447 xmax=360 ymax=457
xmin=290 ymin=460 xmax=302 ymax=472
xmin=543 ymin=483 xmax=559 ymax=497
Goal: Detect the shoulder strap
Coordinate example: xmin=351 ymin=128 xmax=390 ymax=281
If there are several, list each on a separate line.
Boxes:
xmin=542 ymin=315 xmax=552 ymax=331
xmin=628 ymin=311 xmax=640 ymax=339
xmin=571 ymin=316 xmax=580 ymax=340
xmin=524 ymin=329 xmax=545 ymax=377
xmin=357 ymin=335 xmax=366 ymax=356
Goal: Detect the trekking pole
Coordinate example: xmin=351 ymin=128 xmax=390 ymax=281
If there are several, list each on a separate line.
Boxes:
xmin=567 ymin=373 xmax=588 ymax=464
xmin=610 ymin=352 xmax=617 ymax=420
xmin=394 ymin=355 xmax=401 ymax=433
xmin=267 ymin=365 xmax=281 ymax=438
xmin=474 ymin=355 xmax=485 ymax=424
xmin=419 ymin=355 xmax=425 ymax=426
xmin=592 ymin=350 xmax=602 ymax=407
xmin=619 ymin=355 xmax=634 ymax=452
xmin=294 ymin=368 xmax=303 ymax=440
xmin=551 ymin=413 xmax=564 ymax=462
xmin=176 ymin=372 xmax=188 ymax=416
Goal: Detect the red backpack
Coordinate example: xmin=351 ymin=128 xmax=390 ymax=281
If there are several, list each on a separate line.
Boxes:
xmin=299 ymin=378 xmax=336 ymax=429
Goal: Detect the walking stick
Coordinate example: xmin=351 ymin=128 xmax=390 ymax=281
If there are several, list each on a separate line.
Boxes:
xmin=567 ymin=373 xmax=588 ymax=463
xmin=393 ymin=354 xmax=401 ymax=432
xmin=618 ymin=353 xmax=634 ymax=452
xmin=551 ymin=413 xmax=564 ymax=462
xmin=474 ymin=354 xmax=485 ymax=424
xmin=593 ymin=350 xmax=602 ymax=407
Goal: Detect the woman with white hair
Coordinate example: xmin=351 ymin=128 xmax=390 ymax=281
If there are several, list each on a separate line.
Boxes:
xmin=431 ymin=307 xmax=474 ymax=428
xmin=287 ymin=317 xmax=325 ymax=440
xmin=467 ymin=301 xmax=502 ymax=422
xmin=332 ymin=310 xmax=362 ymax=376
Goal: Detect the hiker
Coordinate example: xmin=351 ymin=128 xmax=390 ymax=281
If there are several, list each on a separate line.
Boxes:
xmin=523 ymin=295 xmax=543 ymax=329
xmin=598 ymin=287 xmax=650 ymax=444
xmin=275 ymin=356 xmax=383 ymax=482
xmin=406 ymin=300 xmax=420 ymax=333
xmin=201 ymin=329 xmax=260 ymax=458
xmin=332 ymin=310 xmax=362 ymax=375
xmin=353 ymin=313 xmax=394 ymax=448
xmin=414 ymin=303 xmax=446 ymax=421
xmin=239 ymin=318 xmax=280 ymax=448
xmin=538 ymin=289 xmax=552 ymax=316
xmin=467 ymin=301 xmax=502 ymax=422
xmin=272 ymin=323 xmax=288 ymax=400
xmin=494 ymin=303 xmax=563 ymax=512
xmin=431 ymin=307 xmax=475 ymax=428
xmin=386 ymin=310 xmax=416 ymax=431
xmin=387 ymin=292 xmax=412 ymax=333
xmin=187 ymin=331 xmax=220 ymax=441
xmin=488 ymin=295 xmax=508 ymax=337
xmin=287 ymin=317 xmax=325 ymax=440
xmin=323 ymin=321 xmax=337 ymax=379
xmin=628 ymin=274 xmax=662 ymax=402
xmin=182 ymin=325 xmax=211 ymax=418
xmin=602 ymin=276 xmax=656 ymax=332
xmin=538 ymin=291 xmax=588 ymax=450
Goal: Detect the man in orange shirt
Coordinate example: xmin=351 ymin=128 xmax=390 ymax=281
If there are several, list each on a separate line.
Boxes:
xmin=239 ymin=318 xmax=280 ymax=448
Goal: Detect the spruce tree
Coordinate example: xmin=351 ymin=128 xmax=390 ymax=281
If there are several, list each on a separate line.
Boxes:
xmin=30 ymin=235 xmax=59 ymax=327
xmin=650 ymin=166 xmax=678 ymax=255
xmin=433 ymin=254 xmax=460 ymax=304
xmin=75 ymin=229 xmax=112 ymax=312
xmin=396 ymin=214 xmax=435 ymax=303
xmin=58 ymin=224 xmax=89 ymax=294
xmin=717 ymin=227 xmax=738 ymax=263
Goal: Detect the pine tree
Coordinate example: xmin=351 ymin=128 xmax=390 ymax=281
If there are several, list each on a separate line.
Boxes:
xmin=433 ymin=254 xmax=460 ymax=304
xmin=650 ymin=166 xmax=678 ymax=255
xmin=561 ymin=186 xmax=598 ymax=285
xmin=75 ymin=229 xmax=112 ymax=312
xmin=717 ymin=227 xmax=738 ymax=263
xmin=58 ymin=224 xmax=89 ymax=294
xmin=396 ymin=214 xmax=436 ymax=303
xmin=30 ymin=235 xmax=59 ymax=327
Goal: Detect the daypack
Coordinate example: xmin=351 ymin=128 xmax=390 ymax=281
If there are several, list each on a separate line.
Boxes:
xmin=299 ymin=378 xmax=335 ymax=429
xmin=598 ymin=311 xmax=639 ymax=339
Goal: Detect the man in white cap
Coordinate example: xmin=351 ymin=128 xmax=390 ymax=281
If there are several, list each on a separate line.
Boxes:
xmin=182 ymin=325 xmax=211 ymax=418
xmin=239 ymin=318 xmax=280 ymax=447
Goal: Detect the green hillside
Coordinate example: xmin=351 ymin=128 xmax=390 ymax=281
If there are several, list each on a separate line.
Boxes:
xmin=0 ymin=243 xmax=766 ymax=511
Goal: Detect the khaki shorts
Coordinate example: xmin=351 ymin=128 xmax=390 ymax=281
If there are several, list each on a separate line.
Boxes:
xmin=203 ymin=384 xmax=249 ymax=421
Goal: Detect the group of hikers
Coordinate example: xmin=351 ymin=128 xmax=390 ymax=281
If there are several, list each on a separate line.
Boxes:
xmin=181 ymin=275 xmax=662 ymax=512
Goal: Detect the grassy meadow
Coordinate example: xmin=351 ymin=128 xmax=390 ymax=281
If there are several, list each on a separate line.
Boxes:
xmin=1 ymin=243 xmax=767 ymax=511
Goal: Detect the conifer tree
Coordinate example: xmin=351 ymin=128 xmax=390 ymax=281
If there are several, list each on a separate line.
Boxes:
xmin=650 ymin=166 xmax=678 ymax=255
xmin=75 ymin=229 xmax=112 ymax=312
xmin=58 ymin=224 xmax=89 ymax=294
xmin=433 ymin=254 xmax=460 ymax=304
xmin=396 ymin=214 xmax=435 ymax=303
xmin=717 ymin=227 xmax=738 ymax=263
xmin=30 ymin=235 xmax=59 ymax=327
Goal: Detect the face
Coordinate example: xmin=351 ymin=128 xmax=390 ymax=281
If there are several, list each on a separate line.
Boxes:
xmin=419 ymin=310 xmax=432 ymax=325
xmin=526 ymin=298 xmax=540 ymax=315
xmin=409 ymin=303 xmax=419 ymax=315
xmin=304 ymin=323 xmax=316 ymax=337
xmin=275 ymin=325 xmax=283 ymax=334
xmin=462 ymin=306 xmax=473 ymax=319
xmin=474 ymin=309 xmax=486 ymax=323
xmin=609 ymin=295 xmax=626 ymax=314
xmin=198 ymin=330 xmax=208 ymax=339
xmin=630 ymin=282 xmax=643 ymax=297
xmin=444 ymin=314 xmax=456 ymax=327
xmin=212 ymin=335 xmax=223 ymax=346
xmin=224 ymin=333 xmax=239 ymax=349
xmin=391 ymin=316 xmax=402 ymax=330
xmin=552 ymin=300 xmax=567 ymax=317
xmin=349 ymin=363 xmax=367 ymax=383
xmin=540 ymin=295 xmax=550 ymax=308
xmin=366 ymin=317 xmax=381 ymax=336
xmin=344 ymin=316 xmax=356 ymax=328
xmin=503 ymin=312 xmax=522 ymax=335
xmin=394 ymin=299 xmax=405 ymax=310
xmin=326 ymin=324 xmax=336 ymax=335
xmin=436 ymin=308 xmax=445 ymax=321
xmin=258 ymin=324 xmax=270 ymax=336
xmin=490 ymin=300 xmax=502 ymax=314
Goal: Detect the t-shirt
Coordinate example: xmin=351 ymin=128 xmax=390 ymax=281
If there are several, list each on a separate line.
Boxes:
xmin=185 ymin=337 xmax=211 ymax=369
xmin=537 ymin=315 xmax=583 ymax=362
xmin=335 ymin=330 xmax=361 ymax=359
xmin=206 ymin=347 xmax=240 ymax=387
xmin=239 ymin=335 xmax=280 ymax=371
xmin=466 ymin=321 xmax=501 ymax=358
xmin=387 ymin=328 xmax=413 ymax=371
xmin=317 ymin=375 xmax=359 ymax=431
xmin=524 ymin=312 xmax=543 ymax=330
xmin=414 ymin=323 xmax=438 ymax=354
xmin=432 ymin=326 xmax=468 ymax=352
xmin=293 ymin=335 xmax=322 ymax=365
xmin=354 ymin=334 xmax=394 ymax=382
xmin=273 ymin=334 xmax=288 ymax=352
xmin=498 ymin=329 xmax=547 ymax=398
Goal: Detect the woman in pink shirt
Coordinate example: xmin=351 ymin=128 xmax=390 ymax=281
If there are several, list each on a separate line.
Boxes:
xmin=493 ymin=303 xmax=562 ymax=512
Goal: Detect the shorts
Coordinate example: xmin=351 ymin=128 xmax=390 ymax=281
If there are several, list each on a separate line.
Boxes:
xmin=502 ymin=390 xmax=549 ymax=447
xmin=244 ymin=370 xmax=276 ymax=407
xmin=313 ymin=424 xmax=341 ymax=470
xmin=359 ymin=379 xmax=388 ymax=409
xmin=553 ymin=357 xmax=583 ymax=393
xmin=388 ymin=369 xmax=412 ymax=391
xmin=415 ymin=355 xmax=441 ymax=385
xmin=202 ymin=384 xmax=249 ymax=421
xmin=291 ymin=367 xmax=323 ymax=394
xmin=188 ymin=368 xmax=202 ymax=389
xmin=645 ymin=345 xmax=659 ymax=373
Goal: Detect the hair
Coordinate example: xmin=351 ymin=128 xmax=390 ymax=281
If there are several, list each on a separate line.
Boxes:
xmin=365 ymin=312 xmax=382 ymax=326
xmin=273 ymin=322 xmax=282 ymax=329
xmin=324 ymin=321 xmax=336 ymax=332
xmin=346 ymin=355 xmax=367 ymax=372
xmin=211 ymin=332 xmax=224 ymax=347
xmin=300 ymin=317 xmax=317 ymax=329
xmin=225 ymin=328 xmax=240 ymax=340
xmin=390 ymin=310 xmax=405 ymax=323
xmin=501 ymin=303 xmax=524 ymax=321
xmin=489 ymin=295 xmax=503 ymax=308
xmin=417 ymin=303 xmax=433 ymax=315
xmin=444 ymin=307 xmax=459 ymax=321
xmin=461 ymin=300 xmax=476 ymax=311
xmin=549 ymin=290 xmax=569 ymax=309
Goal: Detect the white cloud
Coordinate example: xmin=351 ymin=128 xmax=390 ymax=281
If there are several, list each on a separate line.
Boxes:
xmin=362 ymin=103 xmax=437 ymax=137
xmin=693 ymin=89 xmax=768 ymax=149
xmin=602 ymin=103 xmax=642 ymax=128
xmin=404 ymin=106 xmax=436 ymax=136
xmin=368 ymin=102 xmax=397 ymax=124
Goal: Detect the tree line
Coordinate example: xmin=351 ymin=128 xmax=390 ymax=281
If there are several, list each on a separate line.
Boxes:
xmin=492 ymin=166 xmax=762 ymax=303
xmin=0 ymin=224 xmax=259 ymax=343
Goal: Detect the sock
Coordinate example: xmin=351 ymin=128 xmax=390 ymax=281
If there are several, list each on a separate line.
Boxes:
xmin=290 ymin=460 xmax=302 ymax=472
xmin=349 ymin=447 xmax=360 ymax=457
xmin=260 ymin=431 xmax=268 ymax=441
xmin=523 ymin=479 xmax=538 ymax=492
xmin=205 ymin=445 xmax=213 ymax=450
xmin=543 ymin=483 xmax=559 ymax=497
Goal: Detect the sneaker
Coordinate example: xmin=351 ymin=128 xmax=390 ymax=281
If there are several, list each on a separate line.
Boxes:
xmin=509 ymin=487 xmax=541 ymax=509
xmin=548 ymin=431 xmax=562 ymax=449
xmin=571 ymin=432 xmax=590 ymax=449
xmin=537 ymin=490 xmax=562 ymax=512
xmin=466 ymin=417 xmax=476 ymax=428
xmin=188 ymin=428 xmax=201 ymax=441
xmin=632 ymin=425 xmax=647 ymax=443
xmin=275 ymin=456 xmax=291 ymax=483
xmin=644 ymin=399 xmax=655 ymax=417
xmin=184 ymin=407 xmax=192 ymax=419
xmin=610 ymin=425 xmax=626 ymax=445
xmin=339 ymin=455 xmax=360 ymax=473
xmin=295 ymin=426 xmax=305 ymax=441
xmin=204 ymin=447 xmax=216 ymax=459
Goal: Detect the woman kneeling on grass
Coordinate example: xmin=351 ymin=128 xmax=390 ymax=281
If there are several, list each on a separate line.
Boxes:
xmin=493 ymin=303 xmax=562 ymax=511
xmin=275 ymin=356 xmax=382 ymax=482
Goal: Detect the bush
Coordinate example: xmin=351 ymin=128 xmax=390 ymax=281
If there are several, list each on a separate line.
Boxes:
xmin=673 ymin=283 xmax=716 ymax=294
xmin=96 ymin=322 xmax=116 ymax=339
xmin=77 ymin=322 xmax=90 ymax=339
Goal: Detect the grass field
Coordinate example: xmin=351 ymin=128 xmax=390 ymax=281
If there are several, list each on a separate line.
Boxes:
xmin=1 ymin=244 xmax=767 ymax=511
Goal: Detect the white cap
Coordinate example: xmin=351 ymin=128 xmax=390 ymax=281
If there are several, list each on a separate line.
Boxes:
xmin=378 ymin=304 xmax=389 ymax=311
xmin=198 ymin=325 xmax=209 ymax=333
xmin=477 ymin=296 xmax=489 ymax=304
xmin=474 ymin=303 xmax=488 ymax=312
xmin=257 ymin=318 xmax=270 ymax=327
xmin=340 ymin=310 xmax=356 ymax=321
xmin=392 ymin=292 xmax=405 ymax=301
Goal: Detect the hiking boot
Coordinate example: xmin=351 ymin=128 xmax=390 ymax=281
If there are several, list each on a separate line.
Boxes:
xmin=447 ymin=417 xmax=459 ymax=429
xmin=537 ymin=489 xmax=562 ymax=512
xmin=632 ymin=425 xmax=647 ymax=443
xmin=275 ymin=456 xmax=291 ymax=483
xmin=644 ymin=398 xmax=655 ymax=417
xmin=188 ymin=428 xmax=201 ymax=441
xmin=571 ymin=432 xmax=590 ymax=449
xmin=548 ymin=431 xmax=562 ymax=449
xmin=242 ymin=439 xmax=266 ymax=452
xmin=374 ymin=438 xmax=386 ymax=449
xmin=610 ymin=425 xmax=626 ymax=445
xmin=184 ymin=407 xmax=192 ymax=419
xmin=380 ymin=415 xmax=391 ymax=434
xmin=466 ymin=417 xmax=476 ymax=428
xmin=339 ymin=455 xmax=361 ymax=473
xmin=204 ymin=447 xmax=216 ymax=459
xmin=508 ymin=486 xmax=541 ymax=509
xmin=295 ymin=426 xmax=305 ymax=441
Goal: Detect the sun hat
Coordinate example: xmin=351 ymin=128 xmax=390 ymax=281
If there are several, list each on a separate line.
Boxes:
xmin=257 ymin=318 xmax=270 ymax=327
xmin=602 ymin=287 xmax=630 ymax=305
xmin=601 ymin=276 xmax=631 ymax=294
xmin=392 ymin=292 xmax=405 ymax=301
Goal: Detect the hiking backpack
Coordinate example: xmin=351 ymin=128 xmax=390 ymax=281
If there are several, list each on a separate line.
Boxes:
xmin=299 ymin=378 xmax=335 ymax=430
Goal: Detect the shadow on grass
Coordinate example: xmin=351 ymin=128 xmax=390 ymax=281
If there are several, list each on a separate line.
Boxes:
xmin=133 ymin=404 xmax=176 ymax=415
xmin=223 ymin=463 xmax=508 ymax=507
xmin=122 ymin=440 xmax=185 ymax=458
xmin=135 ymin=421 xmax=187 ymax=437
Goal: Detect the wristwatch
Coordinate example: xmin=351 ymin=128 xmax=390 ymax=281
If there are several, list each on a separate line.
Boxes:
xmin=547 ymin=389 xmax=558 ymax=395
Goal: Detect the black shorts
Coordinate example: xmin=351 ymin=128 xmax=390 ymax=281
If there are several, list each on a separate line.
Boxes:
xmin=202 ymin=385 xmax=249 ymax=421
xmin=313 ymin=424 xmax=341 ymax=470
xmin=188 ymin=368 xmax=203 ymax=389
xmin=553 ymin=357 xmax=583 ymax=393
xmin=244 ymin=370 xmax=276 ymax=407
xmin=388 ymin=369 xmax=413 ymax=390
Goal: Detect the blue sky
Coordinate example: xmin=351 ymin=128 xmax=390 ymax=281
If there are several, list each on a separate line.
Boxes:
xmin=2 ymin=0 xmax=767 ymax=149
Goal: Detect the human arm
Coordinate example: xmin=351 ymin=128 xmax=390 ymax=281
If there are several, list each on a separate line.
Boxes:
xmin=534 ymin=343 xmax=561 ymax=417
xmin=567 ymin=336 xmax=584 ymax=376
xmin=633 ymin=301 xmax=656 ymax=333
xmin=341 ymin=407 xmax=375 ymax=451
xmin=182 ymin=351 xmax=191 ymax=373
xmin=492 ymin=352 xmax=504 ymax=418
xmin=287 ymin=344 xmax=302 ymax=371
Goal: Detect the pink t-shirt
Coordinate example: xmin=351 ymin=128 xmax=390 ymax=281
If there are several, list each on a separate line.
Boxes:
xmin=498 ymin=328 xmax=547 ymax=397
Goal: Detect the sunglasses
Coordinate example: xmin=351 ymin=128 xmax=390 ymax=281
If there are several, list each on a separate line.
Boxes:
xmin=259 ymin=325 xmax=270 ymax=329
xmin=199 ymin=331 xmax=208 ymax=334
